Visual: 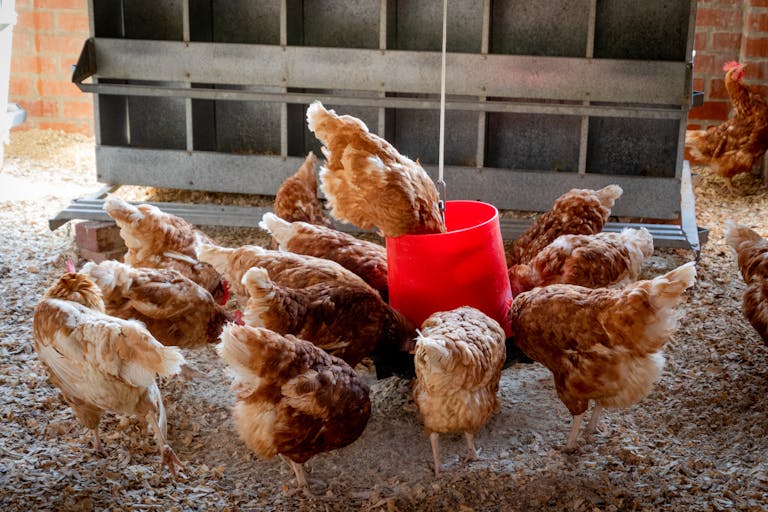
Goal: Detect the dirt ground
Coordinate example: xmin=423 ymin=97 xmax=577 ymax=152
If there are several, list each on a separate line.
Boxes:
xmin=1 ymin=129 xmax=767 ymax=511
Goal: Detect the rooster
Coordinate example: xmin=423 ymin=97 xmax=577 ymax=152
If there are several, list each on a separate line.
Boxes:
xmin=508 ymin=228 xmax=654 ymax=296
xmin=508 ymin=185 xmax=623 ymax=266
xmin=33 ymin=261 xmax=185 ymax=477
xmin=103 ymin=196 xmax=229 ymax=305
xmin=413 ymin=307 xmax=506 ymax=477
xmin=724 ymin=221 xmax=768 ymax=343
xmin=508 ymin=262 xmax=696 ymax=452
xmin=259 ymin=212 xmax=389 ymax=301
xmin=306 ymin=101 xmax=446 ymax=238
xmin=685 ymin=61 xmax=768 ymax=194
xmin=218 ymin=324 xmax=371 ymax=489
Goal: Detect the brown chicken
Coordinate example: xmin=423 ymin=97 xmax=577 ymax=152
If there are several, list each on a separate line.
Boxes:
xmin=508 ymin=227 xmax=654 ymax=296
xmin=508 ymin=262 xmax=696 ymax=452
xmin=217 ymin=323 xmax=371 ymax=489
xmin=306 ymin=100 xmax=446 ymax=238
xmin=273 ymin=151 xmax=334 ymax=229
xmin=259 ymin=212 xmax=389 ymax=301
xmin=686 ymin=61 xmax=768 ymax=194
xmin=81 ymin=260 xmax=236 ymax=350
xmin=508 ymin=185 xmax=623 ymax=266
xmin=240 ymin=266 xmax=415 ymax=376
xmin=33 ymin=263 xmax=185 ymax=476
xmin=104 ymin=195 xmax=228 ymax=305
xmin=412 ymin=306 xmax=506 ymax=477
xmin=724 ymin=221 xmax=768 ymax=343
xmin=197 ymin=242 xmax=367 ymax=306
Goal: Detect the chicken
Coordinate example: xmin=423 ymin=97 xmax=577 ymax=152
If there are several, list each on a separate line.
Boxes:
xmin=32 ymin=262 xmax=185 ymax=476
xmin=104 ymin=195 xmax=229 ymax=305
xmin=217 ymin=323 xmax=371 ymax=489
xmin=508 ymin=262 xmax=696 ymax=452
xmin=81 ymin=260 xmax=236 ymax=350
xmin=306 ymin=100 xmax=446 ymax=238
xmin=685 ymin=61 xmax=768 ymax=194
xmin=259 ymin=212 xmax=389 ymax=301
xmin=273 ymin=151 xmax=334 ymax=229
xmin=412 ymin=306 xmax=506 ymax=477
xmin=508 ymin=185 xmax=623 ymax=266
xmin=240 ymin=266 xmax=416 ymax=377
xmin=724 ymin=221 xmax=768 ymax=343
xmin=508 ymin=227 xmax=654 ymax=296
xmin=197 ymin=242 xmax=367 ymax=306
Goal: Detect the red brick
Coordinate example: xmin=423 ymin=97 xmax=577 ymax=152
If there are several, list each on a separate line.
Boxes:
xmin=75 ymin=221 xmax=125 ymax=252
xmin=693 ymin=77 xmax=706 ymax=91
xmin=688 ymin=100 xmax=732 ymax=121
xmin=696 ymin=7 xmax=744 ymax=29
xmin=11 ymin=55 xmax=60 ymax=74
xmin=36 ymin=34 xmax=85 ymax=56
xmin=77 ymin=246 xmax=126 ymax=264
xmin=10 ymin=33 xmax=36 ymax=55
xmin=686 ymin=123 xmax=703 ymax=130
xmin=751 ymin=0 xmax=768 ymax=7
xmin=744 ymin=60 xmax=768 ymax=80
xmin=694 ymin=53 xmax=718 ymax=74
xmin=22 ymin=99 xmax=61 ymax=118
xmin=39 ymin=121 xmax=92 ymax=134
xmin=712 ymin=32 xmax=742 ymax=52
xmin=744 ymin=36 xmax=768 ymax=56
xmin=710 ymin=78 xmax=728 ymax=99
xmin=9 ymin=76 xmax=37 ymax=97
xmin=37 ymin=79 xmax=81 ymax=96
xmin=56 ymin=12 xmax=90 ymax=33
xmin=36 ymin=0 xmax=87 ymax=9
xmin=63 ymin=100 xmax=93 ymax=119
xmin=747 ymin=12 xmax=768 ymax=32
xmin=694 ymin=32 xmax=709 ymax=52
xmin=17 ymin=11 xmax=55 ymax=32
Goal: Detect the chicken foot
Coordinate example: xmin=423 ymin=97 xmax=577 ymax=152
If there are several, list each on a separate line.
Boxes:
xmin=585 ymin=404 xmax=604 ymax=440
xmin=279 ymin=454 xmax=310 ymax=490
xmin=90 ymin=428 xmax=107 ymax=456
xmin=147 ymin=414 xmax=184 ymax=479
xmin=429 ymin=432 xmax=442 ymax=477
xmin=563 ymin=413 xmax=585 ymax=453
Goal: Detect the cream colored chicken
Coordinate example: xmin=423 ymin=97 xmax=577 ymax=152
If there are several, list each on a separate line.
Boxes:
xmin=413 ymin=306 xmax=506 ymax=476
xmin=306 ymin=101 xmax=445 ymax=238
xmin=33 ymin=263 xmax=185 ymax=477
xmin=259 ymin=212 xmax=389 ymax=301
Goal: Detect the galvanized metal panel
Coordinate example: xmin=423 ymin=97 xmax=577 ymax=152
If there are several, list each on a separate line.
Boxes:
xmin=302 ymin=0 xmax=379 ymax=49
xmin=92 ymin=40 xmax=689 ymax=105
xmin=587 ymin=117 xmax=680 ymax=178
xmin=485 ymin=112 xmax=582 ymax=171
xmin=209 ymin=0 xmax=281 ymax=44
xmin=491 ymin=0 xmax=590 ymax=57
xmin=594 ymin=0 xmax=690 ymax=61
xmin=123 ymin=1 xmax=183 ymax=41
xmin=94 ymin=146 xmax=681 ymax=218
xmin=391 ymin=0 xmax=483 ymax=52
xmin=125 ymin=80 xmax=186 ymax=150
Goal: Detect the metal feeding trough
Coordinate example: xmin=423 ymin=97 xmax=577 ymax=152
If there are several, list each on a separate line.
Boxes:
xmin=54 ymin=0 xmax=704 ymax=256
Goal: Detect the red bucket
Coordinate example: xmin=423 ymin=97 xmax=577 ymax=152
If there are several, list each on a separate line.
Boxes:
xmin=386 ymin=200 xmax=512 ymax=336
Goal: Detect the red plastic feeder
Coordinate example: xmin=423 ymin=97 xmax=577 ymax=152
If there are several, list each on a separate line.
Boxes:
xmin=386 ymin=200 xmax=512 ymax=336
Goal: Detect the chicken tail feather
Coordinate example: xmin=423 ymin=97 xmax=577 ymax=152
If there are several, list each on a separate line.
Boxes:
xmin=103 ymin=195 xmax=142 ymax=224
xmin=596 ymin=184 xmax=623 ymax=209
xmin=259 ymin=213 xmax=294 ymax=247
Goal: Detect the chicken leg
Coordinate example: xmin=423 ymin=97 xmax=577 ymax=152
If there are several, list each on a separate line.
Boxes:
xmin=147 ymin=414 xmax=184 ymax=478
xmin=464 ymin=432 xmax=479 ymax=461
xmin=91 ymin=428 xmax=107 ymax=456
xmin=429 ymin=432 xmax=442 ymax=477
xmin=585 ymin=404 xmax=604 ymax=438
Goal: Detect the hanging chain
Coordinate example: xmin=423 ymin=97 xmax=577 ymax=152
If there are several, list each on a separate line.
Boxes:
xmin=437 ymin=0 xmax=448 ymax=222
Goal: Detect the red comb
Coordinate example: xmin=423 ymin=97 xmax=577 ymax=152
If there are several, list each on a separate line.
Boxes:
xmin=723 ymin=61 xmax=741 ymax=71
xmin=219 ymin=279 xmax=231 ymax=306
xmin=234 ymin=310 xmax=245 ymax=326
xmin=65 ymin=259 xmax=76 ymax=273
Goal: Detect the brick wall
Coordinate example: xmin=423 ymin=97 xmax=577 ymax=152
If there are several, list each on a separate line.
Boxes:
xmin=6 ymin=1 xmax=767 ymax=136
xmin=10 ymin=0 xmax=93 ymax=135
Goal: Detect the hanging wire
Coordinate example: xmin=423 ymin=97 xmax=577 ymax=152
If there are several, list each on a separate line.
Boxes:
xmin=436 ymin=0 xmax=448 ymax=223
